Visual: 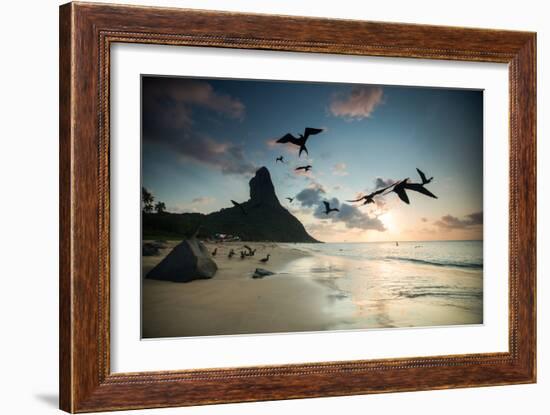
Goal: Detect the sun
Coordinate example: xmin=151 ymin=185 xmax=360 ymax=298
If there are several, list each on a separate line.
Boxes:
xmin=379 ymin=213 xmax=395 ymax=232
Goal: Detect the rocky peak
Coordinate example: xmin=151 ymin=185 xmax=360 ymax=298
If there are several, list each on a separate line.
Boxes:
xmin=249 ymin=166 xmax=280 ymax=206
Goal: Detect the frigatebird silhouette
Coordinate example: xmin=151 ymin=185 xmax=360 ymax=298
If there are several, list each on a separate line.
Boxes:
xmin=286 ymin=197 xmax=294 ymax=203
xmin=385 ymin=178 xmax=437 ymax=204
xmin=416 ymin=168 xmax=433 ymax=184
xmin=276 ymin=156 xmax=284 ymax=163
xmin=231 ymin=200 xmax=247 ymax=215
xmin=404 ymin=182 xmax=438 ymax=199
xmin=295 ymin=165 xmax=312 ymax=172
xmin=347 ymin=182 xmax=395 ymax=205
xmin=243 ymin=245 xmax=256 ymax=256
xmin=276 ymin=127 xmax=323 ymax=157
xmin=385 ymin=179 xmax=411 ymax=204
xmin=322 ymin=201 xmax=340 ymax=215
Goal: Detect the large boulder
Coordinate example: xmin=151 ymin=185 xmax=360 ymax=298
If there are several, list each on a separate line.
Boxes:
xmin=146 ymin=238 xmax=217 ymax=283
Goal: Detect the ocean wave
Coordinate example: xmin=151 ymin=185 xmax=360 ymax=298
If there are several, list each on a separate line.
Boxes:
xmin=386 ymin=256 xmax=483 ymax=269
xmin=398 ymin=290 xmax=483 ymax=299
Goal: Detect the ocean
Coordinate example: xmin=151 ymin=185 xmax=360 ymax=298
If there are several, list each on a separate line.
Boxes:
xmin=278 ymin=240 xmax=483 ymax=330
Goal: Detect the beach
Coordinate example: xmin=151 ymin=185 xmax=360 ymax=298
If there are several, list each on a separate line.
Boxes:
xmin=142 ymin=240 xmax=483 ymax=338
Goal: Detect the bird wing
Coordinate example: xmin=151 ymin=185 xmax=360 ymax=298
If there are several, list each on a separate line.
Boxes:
xmin=276 ymin=133 xmax=300 ymax=145
xmin=406 ymin=184 xmax=438 ymax=199
xmin=231 ymin=200 xmax=247 ymax=214
xmin=322 ymin=201 xmax=330 ymax=211
xmin=394 ymin=188 xmax=410 ymax=204
xmin=303 ymin=127 xmax=324 ymax=140
xmin=416 ymin=168 xmax=428 ymax=183
xmin=371 ymin=182 xmax=396 ymax=196
xmin=346 ymin=195 xmax=366 ymax=202
xmin=295 ymin=166 xmax=305 ymax=171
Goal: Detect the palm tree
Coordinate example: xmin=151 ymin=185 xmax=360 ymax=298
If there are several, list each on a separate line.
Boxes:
xmin=154 ymin=201 xmax=166 ymax=214
xmin=142 ymin=187 xmax=154 ymax=213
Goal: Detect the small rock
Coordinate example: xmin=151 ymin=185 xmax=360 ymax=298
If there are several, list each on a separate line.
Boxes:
xmin=252 ymin=268 xmax=275 ymax=279
xmin=142 ymin=242 xmax=160 ymax=256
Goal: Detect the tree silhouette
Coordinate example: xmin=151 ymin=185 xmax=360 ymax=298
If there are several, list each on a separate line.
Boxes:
xmin=142 ymin=187 xmax=154 ymax=213
xmin=154 ymin=201 xmax=166 ymax=214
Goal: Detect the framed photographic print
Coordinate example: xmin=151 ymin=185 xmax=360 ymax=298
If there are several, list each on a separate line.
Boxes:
xmin=59 ymin=2 xmax=536 ymax=412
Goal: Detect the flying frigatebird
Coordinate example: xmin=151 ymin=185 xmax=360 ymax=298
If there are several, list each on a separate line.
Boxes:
xmin=384 ymin=178 xmax=437 ymax=204
xmin=231 ymin=200 xmax=247 ymax=215
xmin=295 ymin=165 xmax=312 ymax=172
xmin=276 ymin=127 xmax=324 ymax=157
xmin=322 ymin=201 xmax=340 ymax=215
xmin=416 ymin=168 xmax=434 ymax=184
xmin=347 ymin=182 xmax=395 ymax=205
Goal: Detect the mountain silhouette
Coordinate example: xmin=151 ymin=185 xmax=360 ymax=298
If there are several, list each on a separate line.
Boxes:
xmin=143 ymin=167 xmax=319 ymax=243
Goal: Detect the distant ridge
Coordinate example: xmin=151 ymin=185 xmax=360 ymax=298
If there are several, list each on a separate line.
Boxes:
xmin=143 ymin=167 xmax=319 ymax=243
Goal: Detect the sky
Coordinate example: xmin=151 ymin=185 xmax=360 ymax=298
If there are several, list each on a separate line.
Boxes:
xmin=142 ymin=75 xmax=483 ymax=242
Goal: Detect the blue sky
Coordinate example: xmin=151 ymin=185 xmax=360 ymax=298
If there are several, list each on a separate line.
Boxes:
xmin=142 ymin=76 xmax=483 ymax=242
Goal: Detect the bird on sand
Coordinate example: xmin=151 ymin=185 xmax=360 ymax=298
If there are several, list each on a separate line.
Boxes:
xmin=228 ymin=249 xmax=235 ymax=259
xmin=286 ymin=197 xmax=294 ymax=203
xmin=276 ymin=156 xmax=285 ymax=163
xmin=231 ymin=200 xmax=247 ymax=215
xmin=243 ymin=245 xmax=256 ymax=256
xmin=276 ymin=127 xmax=324 ymax=157
xmin=259 ymin=254 xmax=271 ymax=263
xmin=295 ymin=165 xmax=312 ymax=172
xmin=240 ymin=251 xmax=246 ymax=259
xmin=322 ymin=201 xmax=340 ymax=215
xmin=416 ymin=168 xmax=434 ymax=184
xmin=347 ymin=182 xmax=395 ymax=205
xmin=211 ymin=247 xmax=217 ymax=256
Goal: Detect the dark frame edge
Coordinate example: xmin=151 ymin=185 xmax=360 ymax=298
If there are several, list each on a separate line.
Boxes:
xmin=58 ymin=2 xmax=537 ymax=413
xmin=59 ymin=2 xmax=74 ymax=413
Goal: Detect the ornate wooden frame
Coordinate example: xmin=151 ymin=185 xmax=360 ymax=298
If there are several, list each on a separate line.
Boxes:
xmin=59 ymin=2 xmax=536 ymax=412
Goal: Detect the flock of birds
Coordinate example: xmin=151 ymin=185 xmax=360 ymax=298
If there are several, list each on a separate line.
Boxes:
xmin=220 ymin=126 xmax=438 ymax=267
xmin=211 ymin=245 xmax=271 ymax=263
xmin=274 ymin=127 xmax=438 ymax=214
xmin=230 ymin=126 xmax=437 ymax=217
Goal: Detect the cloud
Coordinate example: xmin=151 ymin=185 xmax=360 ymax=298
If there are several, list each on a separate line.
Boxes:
xmin=191 ymin=196 xmax=215 ymax=205
xmin=329 ymin=86 xmax=383 ymax=120
xmin=374 ymin=177 xmax=396 ymax=189
xmin=143 ymin=78 xmax=245 ymax=127
xmin=294 ymin=186 xmax=385 ymax=232
xmin=142 ymin=78 xmax=256 ymax=175
xmin=332 ymin=163 xmax=349 ymax=176
xmin=434 ymin=211 xmax=483 ymax=229
xmin=311 ymin=197 xmax=385 ymax=231
xmin=266 ymin=138 xmax=299 ymax=156
xmin=295 ymin=184 xmax=326 ymax=207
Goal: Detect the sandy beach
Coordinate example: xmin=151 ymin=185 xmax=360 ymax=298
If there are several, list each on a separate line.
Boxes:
xmin=142 ymin=240 xmax=483 ymax=338
xmin=142 ymin=241 xmax=339 ymax=338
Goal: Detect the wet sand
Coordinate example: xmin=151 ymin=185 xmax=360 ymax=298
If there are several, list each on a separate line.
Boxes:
xmin=142 ymin=241 xmax=483 ymax=338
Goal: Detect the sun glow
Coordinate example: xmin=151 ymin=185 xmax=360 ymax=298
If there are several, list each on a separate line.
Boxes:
xmin=379 ymin=213 xmax=395 ymax=232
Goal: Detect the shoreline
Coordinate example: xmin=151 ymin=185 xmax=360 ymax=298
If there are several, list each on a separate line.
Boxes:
xmin=142 ymin=240 xmax=483 ymax=338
